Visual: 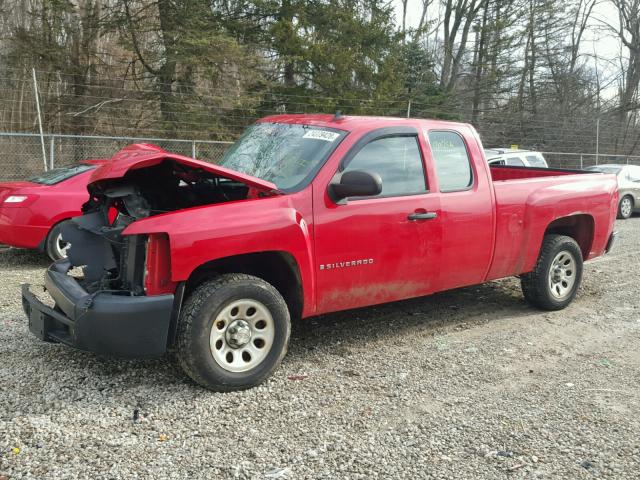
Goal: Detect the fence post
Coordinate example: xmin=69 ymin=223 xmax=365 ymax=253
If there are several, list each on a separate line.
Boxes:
xmin=32 ymin=68 xmax=47 ymax=171
xmin=191 ymin=140 xmax=196 ymax=159
xmin=580 ymin=154 xmax=583 ymax=169
xmin=49 ymin=136 xmax=55 ymax=169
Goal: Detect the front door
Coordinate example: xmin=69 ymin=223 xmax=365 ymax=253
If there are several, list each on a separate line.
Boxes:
xmin=313 ymin=128 xmax=442 ymax=314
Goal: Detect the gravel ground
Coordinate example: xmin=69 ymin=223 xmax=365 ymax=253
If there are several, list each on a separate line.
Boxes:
xmin=1 ymin=219 xmax=640 ymax=480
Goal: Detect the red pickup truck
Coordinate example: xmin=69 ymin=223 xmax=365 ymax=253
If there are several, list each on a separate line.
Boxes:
xmin=22 ymin=114 xmax=618 ymax=391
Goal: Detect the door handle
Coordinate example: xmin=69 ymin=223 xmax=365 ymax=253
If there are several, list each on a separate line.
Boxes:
xmin=408 ymin=212 xmax=437 ymax=221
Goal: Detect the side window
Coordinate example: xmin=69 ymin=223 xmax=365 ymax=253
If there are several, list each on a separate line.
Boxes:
xmin=506 ymin=156 xmax=525 ymax=166
xmin=525 ymin=154 xmax=547 ymax=168
xmin=428 ymin=131 xmax=473 ymax=192
xmin=343 ymin=136 xmax=427 ymax=197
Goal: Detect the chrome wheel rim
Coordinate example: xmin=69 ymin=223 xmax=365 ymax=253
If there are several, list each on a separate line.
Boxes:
xmin=54 ymin=233 xmax=70 ymax=259
xmin=548 ymin=250 xmax=577 ymax=299
xmin=209 ymin=299 xmax=275 ymax=373
xmin=621 ymin=198 xmax=632 ymax=217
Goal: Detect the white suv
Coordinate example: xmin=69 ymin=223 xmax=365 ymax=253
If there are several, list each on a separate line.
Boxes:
xmin=485 ymin=148 xmax=548 ymax=168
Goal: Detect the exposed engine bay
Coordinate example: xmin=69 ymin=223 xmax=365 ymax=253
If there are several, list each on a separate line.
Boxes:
xmin=59 ymin=159 xmax=264 ymax=295
xmin=87 ymin=159 xmax=253 ymax=219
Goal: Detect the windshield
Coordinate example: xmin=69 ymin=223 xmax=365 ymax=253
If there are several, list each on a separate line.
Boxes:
xmin=29 ymin=164 xmax=95 ymax=185
xmin=219 ymin=123 xmax=346 ymax=191
xmin=585 ymin=165 xmax=623 ymax=174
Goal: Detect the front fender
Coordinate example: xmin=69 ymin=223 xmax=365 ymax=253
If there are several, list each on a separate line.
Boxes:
xmin=123 ymin=196 xmax=316 ymax=315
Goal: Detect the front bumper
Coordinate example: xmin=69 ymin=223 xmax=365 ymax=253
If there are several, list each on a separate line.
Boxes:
xmin=22 ymin=260 xmax=174 ymax=357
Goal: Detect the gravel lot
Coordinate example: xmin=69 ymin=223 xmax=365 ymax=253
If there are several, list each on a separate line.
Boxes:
xmin=1 ymin=219 xmax=640 ymax=479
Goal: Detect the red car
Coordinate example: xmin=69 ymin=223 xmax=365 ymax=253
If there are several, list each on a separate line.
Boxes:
xmin=22 ymin=115 xmax=619 ymax=391
xmin=0 ymin=161 xmax=104 ymax=260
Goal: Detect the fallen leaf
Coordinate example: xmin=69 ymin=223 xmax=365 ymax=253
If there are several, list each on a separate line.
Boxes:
xmin=11 ymin=447 xmax=20 ymax=455
xmin=158 ymin=434 xmax=168 ymax=442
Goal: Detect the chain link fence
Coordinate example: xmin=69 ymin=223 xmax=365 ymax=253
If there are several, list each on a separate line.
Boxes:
xmin=540 ymin=152 xmax=640 ymax=169
xmin=2 ymin=131 xmax=640 ymax=182
xmin=0 ymin=132 xmax=233 ymax=181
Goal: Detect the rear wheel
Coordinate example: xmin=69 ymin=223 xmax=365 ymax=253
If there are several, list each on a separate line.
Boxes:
xmin=521 ymin=234 xmax=583 ymax=311
xmin=45 ymin=220 xmax=72 ymax=261
xmin=176 ymin=274 xmax=291 ymax=391
xmin=618 ymin=195 xmax=634 ymax=219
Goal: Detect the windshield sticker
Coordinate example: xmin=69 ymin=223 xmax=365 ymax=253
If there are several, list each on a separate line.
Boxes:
xmin=303 ymin=130 xmax=340 ymax=142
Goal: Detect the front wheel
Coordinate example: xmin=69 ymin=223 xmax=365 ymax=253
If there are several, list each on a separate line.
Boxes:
xmin=176 ymin=274 xmax=291 ymax=391
xmin=618 ymin=195 xmax=634 ymax=219
xmin=521 ymin=234 xmax=583 ymax=311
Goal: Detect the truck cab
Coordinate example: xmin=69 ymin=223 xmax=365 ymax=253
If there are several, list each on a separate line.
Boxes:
xmin=22 ymin=115 xmax=619 ymax=391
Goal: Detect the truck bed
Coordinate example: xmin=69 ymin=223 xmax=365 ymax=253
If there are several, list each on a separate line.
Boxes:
xmin=490 ymin=165 xmax=590 ymax=181
xmin=486 ymin=166 xmax=618 ymax=281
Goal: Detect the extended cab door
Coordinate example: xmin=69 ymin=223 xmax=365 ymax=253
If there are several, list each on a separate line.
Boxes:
xmin=313 ymin=127 xmax=442 ymax=314
xmin=425 ymin=129 xmax=495 ymax=291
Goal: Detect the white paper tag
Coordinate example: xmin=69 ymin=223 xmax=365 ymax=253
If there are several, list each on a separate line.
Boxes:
xmin=303 ymin=130 xmax=340 ymax=142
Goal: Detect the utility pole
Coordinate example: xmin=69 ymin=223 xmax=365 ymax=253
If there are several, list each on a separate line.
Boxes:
xmin=32 ymin=68 xmax=47 ymax=171
xmin=595 ymin=118 xmax=600 ymax=165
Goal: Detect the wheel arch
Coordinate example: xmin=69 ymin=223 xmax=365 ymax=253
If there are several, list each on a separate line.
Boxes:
xmin=620 ymin=192 xmax=635 ymax=207
xmin=544 ymin=214 xmax=595 ymax=260
xmin=184 ymin=251 xmax=304 ymax=323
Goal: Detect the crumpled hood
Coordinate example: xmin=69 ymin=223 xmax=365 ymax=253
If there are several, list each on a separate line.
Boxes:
xmin=89 ymin=143 xmax=280 ymax=194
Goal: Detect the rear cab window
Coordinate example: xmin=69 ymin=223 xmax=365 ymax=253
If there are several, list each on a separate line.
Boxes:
xmin=427 ymin=131 xmax=473 ymax=192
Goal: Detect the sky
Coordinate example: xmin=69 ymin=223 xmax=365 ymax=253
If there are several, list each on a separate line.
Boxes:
xmin=392 ymin=0 xmax=624 ymax=97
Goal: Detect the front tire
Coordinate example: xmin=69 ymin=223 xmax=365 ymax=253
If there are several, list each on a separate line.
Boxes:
xmin=45 ymin=220 xmax=72 ymax=261
xmin=176 ymin=274 xmax=291 ymax=391
xmin=618 ymin=195 xmax=634 ymax=219
xmin=521 ymin=234 xmax=583 ymax=311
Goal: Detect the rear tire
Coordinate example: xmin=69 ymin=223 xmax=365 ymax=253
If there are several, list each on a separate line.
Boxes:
xmin=45 ymin=220 xmax=72 ymax=261
xmin=618 ymin=195 xmax=633 ymax=219
xmin=176 ymin=274 xmax=291 ymax=391
xmin=521 ymin=234 xmax=583 ymax=311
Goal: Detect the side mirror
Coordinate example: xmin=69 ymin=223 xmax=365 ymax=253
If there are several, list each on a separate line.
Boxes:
xmin=328 ymin=170 xmax=382 ymax=203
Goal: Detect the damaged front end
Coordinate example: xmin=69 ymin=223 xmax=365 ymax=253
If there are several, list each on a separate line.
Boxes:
xmin=21 ymin=145 xmax=279 ymax=357
xmin=63 ymin=153 xmax=277 ymax=296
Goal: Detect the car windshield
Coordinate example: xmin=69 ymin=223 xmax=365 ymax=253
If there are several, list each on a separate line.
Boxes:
xmin=28 ymin=164 xmax=95 ymax=185
xmin=586 ymin=165 xmax=623 ymax=174
xmin=218 ymin=122 xmax=346 ymax=191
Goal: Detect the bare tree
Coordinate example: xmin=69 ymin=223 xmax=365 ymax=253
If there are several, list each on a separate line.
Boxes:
xmin=440 ymin=0 xmax=484 ymax=91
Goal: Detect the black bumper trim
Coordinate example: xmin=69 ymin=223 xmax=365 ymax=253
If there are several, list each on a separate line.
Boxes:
xmin=22 ymin=263 xmax=175 ymax=358
xmin=605 ymin=230 xmax=618 ymax=254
